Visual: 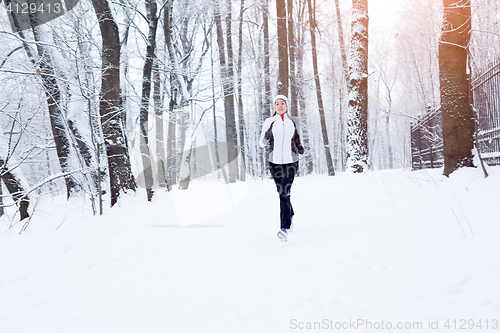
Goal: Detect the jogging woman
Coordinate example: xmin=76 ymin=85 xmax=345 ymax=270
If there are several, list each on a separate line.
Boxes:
xmin=259 ymin=95 xmax=304 ymax=242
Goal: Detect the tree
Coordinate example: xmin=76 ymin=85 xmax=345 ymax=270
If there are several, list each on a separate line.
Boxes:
xmin=225 ymin=0 xmax=241 ymax=181
xmin=287 ymin=0 xmax=297 ymax=116
xmin=91 ymin=0 xmax=137 ymax=206
xmin=346 ymin=0 xmax=369 ymax=173
xmin=32 ymin=28 xmax=82 ymax=196
xmin=164 ymin=0 xmax=178 ymax=189
xmin=370 ymin=40 xmax=397 ymax=170
xmin=276 ymin=0 xmax=289 ymax=95
xmin=237 ymin=0 xmax=248 ymax=181
xmin=440 ymin=0 xmax=474 ymax=176
xmin=262 ymin=0 xmax=272 ymax=113
xmin=307 ymin=0 xmax=335 ymax=176
xmin=138 ymin=0 xmax=159 ymax=201
xmin=153 ymin=61 xmax=167 ymax=188
xmin=397 ymin=0 xmax=441 ymax=114
xmin=334 ymin=0 xmax=349 ymax=171
xmin=0 ymin=159 xmax=30 ymax=221
xmin=260 ymin=0 xmax=273 ymax=176
xmin=294 ymin=0 xmax=313 ymax=174
xmin=8 ymin=11 xmax=81 ymax=197
xmin=213 ymin=0 xmax=239 ymax=183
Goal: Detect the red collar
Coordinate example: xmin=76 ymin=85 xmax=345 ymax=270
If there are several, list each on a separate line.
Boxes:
xmin=280 ymin=114 xmax=285 ymax=121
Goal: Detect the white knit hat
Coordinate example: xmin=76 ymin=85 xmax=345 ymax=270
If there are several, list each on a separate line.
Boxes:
xmin=273 ymin=94 xmax=288 ymax=106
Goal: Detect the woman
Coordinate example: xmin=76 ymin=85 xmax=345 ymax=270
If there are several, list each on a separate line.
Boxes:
xmin=259 ymin=95 xmax=304 ymax=242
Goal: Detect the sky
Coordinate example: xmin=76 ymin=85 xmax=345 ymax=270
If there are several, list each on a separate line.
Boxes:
xmin=369 ymin=0 xmax=408 ymax=32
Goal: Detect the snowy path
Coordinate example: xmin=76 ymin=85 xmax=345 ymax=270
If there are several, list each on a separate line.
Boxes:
xmin=1 ymin=168 xmax=499 ymax=332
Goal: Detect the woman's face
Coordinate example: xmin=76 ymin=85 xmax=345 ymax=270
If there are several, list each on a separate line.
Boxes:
xmin=274 ymin=99 xmax=288 ymax=115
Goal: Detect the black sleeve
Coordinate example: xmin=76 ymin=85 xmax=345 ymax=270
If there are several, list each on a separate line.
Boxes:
xmin=294 ymin=133 xmax=304 ymax=154
xmin=290 ymin=117 xmax=304 ymax=155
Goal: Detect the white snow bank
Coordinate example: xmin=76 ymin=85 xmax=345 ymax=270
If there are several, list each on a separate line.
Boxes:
xmin=1 ymin=167 xmax=499 ymax=332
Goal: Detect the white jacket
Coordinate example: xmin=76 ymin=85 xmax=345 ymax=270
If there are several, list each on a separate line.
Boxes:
xmin=259 ymin=113 xmax=302 ymax=164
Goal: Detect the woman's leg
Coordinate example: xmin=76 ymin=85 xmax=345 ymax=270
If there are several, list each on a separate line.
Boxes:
xmin=279 ymin=162 xmax=298 ymax=229
xmin=269 ymin=162 xmax=283 ymax=198
xmin=269 ymin=162 xmax=298 ymax=230
xmin=269 ymin=162 xmax=287 ymax=229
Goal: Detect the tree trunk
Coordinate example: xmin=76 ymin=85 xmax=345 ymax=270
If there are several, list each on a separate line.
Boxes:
xmin=346 ymin=0 xmax=369 ymax=173
xmin=164 ymin=0 xmax=190 ymax=104
xmin=261 ymin=0 xmax=272 ymax=176
xmin=176 ymin=110 xmax=189 ymax=186
xmin=154 ymin=61 xmax=167 ymax=188
xmin=237 ymin=0 xmax=247 ymax=181
xmin=92 ymin=0 xmax=137 ymax=206
xmin=440 ymin=0 xmax=474 ymax=176
xmin=225 ymin=0 xmax=240 ymax=182
xmin=262 ymin=0 xmax=272 ymax=115
xmin=385 ymin=84 xmax=393 ymax=169
xmin=214 ymin=0 xmax=239 ymax=183
xmin=32 ymin=26 xmax=81 ymax=197
xmin=75 ymin=25 xmax=104 ymax=213
xmin=211 ymin=37 xmax=229 ymax=184
xmin=0 ymin=160 xmax=29 ymax=220
xmin=13 ymin=12 xmax=80 ymax=198
xmin=307 ymin=0 xmax=335 ymax=176
xmin=296 ymin=0 xmax=313 ymax=174
xmin=44 ymin=28 xmax=100 ymax=194
xmin=276 ymin=0 xmax=289 ymax=95
xmin=178 ymin=142 xmax=193 ymax=190
xmin=334 ymin=0 xmax=348 ymax=171
xmin=164 ymin=2 xmax=177 ymax=190
xmin=166 ymin=90 xmax=177 ymax=190
xmin=139 ymin=0 xmax=159 ymax=201
xmin=287 ymin=0 xmax=298 ymax=117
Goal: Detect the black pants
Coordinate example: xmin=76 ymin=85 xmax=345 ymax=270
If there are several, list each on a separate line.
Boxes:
xmin=269 ymin=162 xmax=298 ymax=229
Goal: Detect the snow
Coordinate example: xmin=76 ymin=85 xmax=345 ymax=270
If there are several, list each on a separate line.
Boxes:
xmin=1 ymin=167 xmax=500 ymax=332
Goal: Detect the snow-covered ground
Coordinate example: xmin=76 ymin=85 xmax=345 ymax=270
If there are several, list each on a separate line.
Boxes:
xmin=1 ymin=167 xmax=499 ymax=333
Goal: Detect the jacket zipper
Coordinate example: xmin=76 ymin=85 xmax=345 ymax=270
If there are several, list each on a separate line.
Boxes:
xmin=282 ymin=117 xmax=285 ymax=164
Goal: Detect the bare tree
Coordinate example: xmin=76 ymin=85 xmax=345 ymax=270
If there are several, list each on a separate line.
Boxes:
xmin=0 ymin=162 xmax=30 ymax=221
xmin=295 ymin=0 xmax=313 ymax=174
xmin=0 ymin=130 xmax=30 ymax=221
xmin=307 ymin=0 xmax=335 ymax=176
xmin=334 ymin=0 xmax=349 ymax=171
xmin=213 ymin=0 xmax=239 ymax=183
xmin=397 ymin=0 xmax=441 ymax=113
xmin=237 ymin=0 xmax=247 ymax=181
xmin=164 ymin=1 xmax=178 ymax=189
xmin=370 ymin=40 xmax=398 ymax=170
xmin=153 ymin=61 xmax=167 ymax=188
xmin=226 ymin=0 xmax=241 ymax=181
xmin=138 ymin=0 xmax=159 ymax=201
xmin=8 ymin=10 xmax=82 ymax=198
xmin=262 ymin=0 xmax=272 ymax=112
xmin=92 ymin=0 xmax=137 ymax=206
xmin=164 ymin=0 xmax=217 ymax=188
xmin=287 ymin=0 xmax=298 ymax=117
xmin=276 ymin=0 xmax=289 ymax=95
xmin=260 ymin=0 xmax=273 ymax=176
xmin=346 ymin=0 xmax=369 ymax=173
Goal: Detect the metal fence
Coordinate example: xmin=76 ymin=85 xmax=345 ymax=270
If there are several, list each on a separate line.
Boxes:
xmin=472 ymin=61 xmax=500 ymax=166
xmin=411 ymin=60 xmax=500 ymax=170
xmin=411 ymin=106 xmax=443 ymax=170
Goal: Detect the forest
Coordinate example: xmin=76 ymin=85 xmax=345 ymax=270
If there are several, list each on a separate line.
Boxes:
xmin=1 ymin=0 xmax=499 ymax=220
xmin=1 ymin=1 xmax=500 ymax=331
